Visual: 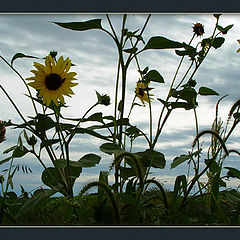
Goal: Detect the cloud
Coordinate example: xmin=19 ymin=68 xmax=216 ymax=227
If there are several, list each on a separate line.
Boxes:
xmin=0 ymin=14 xmax=240 ymax=195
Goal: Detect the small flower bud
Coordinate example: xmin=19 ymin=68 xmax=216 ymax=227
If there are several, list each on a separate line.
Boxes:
xmin=27 ymin=135 xmax=37 ymax=146
xmin=50 ymin=51 xmax=58 ymax=59
xmin=99 ymin=94 xmax=111 ymax=106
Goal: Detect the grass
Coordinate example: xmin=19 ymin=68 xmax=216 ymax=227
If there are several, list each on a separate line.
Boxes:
xmin=2 ymin=188 xmax=240 ymax=226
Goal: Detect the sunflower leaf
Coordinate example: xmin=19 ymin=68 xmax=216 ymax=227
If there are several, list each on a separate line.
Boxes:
xmin=11 ymin=53 xmax=39 ymax=66
xmin=78 ymin=153 xmax=101 ymax=168
xmin=198 ymin=87 xmax=219 ymax=96
xmin=144 ymin=70 xmax=164 ymax=83
xmin=143 ymin=36 xmax=184 ymax=50
xmin=99 ymin=143 xmax=124 ymax=155
xmin=53 ymin=19 xmax=103 ymax=31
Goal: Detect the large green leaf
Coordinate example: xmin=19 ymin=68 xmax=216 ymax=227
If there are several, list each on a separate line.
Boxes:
xmin=125 ymin=126 xmax=143 ymax=140
xmin=171 ymin=155 xmax=191 ymax=169
xmin=35 ymin=114 xmax=56 ymax=132
xmin=198 ymin=87 xmax=219 ymax=96
xmin=205 ymin=158 xmax=220 ymax=174
xmin=42 ymin=161 xmax=82 ymax=196
xmin=171 ymin=149 xmax=202 ymax=169
xmin=99 ymin=143 xmax=124 ymax=155
xmin=202 ymin=37 xmax=225 ymax=49
xmin=144 ymin=36 xmax=184 ymax=50
xmin=78 ymin=153 xmax=101 ymax=168
xmin=169 ymin=102 xmax=195 ymax=110
xmin=144 ymin=70 xmax=164 ymax=83
xmin=171 ymin=87 xmax=197 ymax=103
xmin=85 ymin=112 xmax=103 ymax=122
xmin=217 ymin=24 xmax=233 ymax=34
xmin=119 ymin=166 xmax=136 ymax=180
xmin=175 ymin=44 xmax=197 ymax=59
xmin=53 ymin=19 xmax=103 ymax=31
xmin=225 ymin=167 xmax=240 ymax=179
xmin=12 ymin=146 xmax=29 ymax=158
xmin=134 ymin=149 xmax=166 ymax=169
xmin=41 ymin=167 xmax=64 ymax=190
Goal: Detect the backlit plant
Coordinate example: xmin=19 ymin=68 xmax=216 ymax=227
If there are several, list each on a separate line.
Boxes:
xmin=0 ymin=14 xmax=239 ymax=225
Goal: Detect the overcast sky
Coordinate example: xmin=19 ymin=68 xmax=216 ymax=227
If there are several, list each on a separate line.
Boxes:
xmin=0 ymin=13 xmax=240 ymax=195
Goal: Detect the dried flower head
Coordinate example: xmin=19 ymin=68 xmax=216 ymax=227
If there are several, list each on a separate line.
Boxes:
xmin=193 ymin=23 xmax=205 ymax=37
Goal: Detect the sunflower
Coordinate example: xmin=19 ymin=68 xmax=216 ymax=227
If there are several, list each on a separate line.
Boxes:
xmin=26 ymin=54 xmax=78 ymax=106
xmin=192 ymin=22 xmax=204 ymax=37
xmin=135 ymin=81 xmax=154 ymax=105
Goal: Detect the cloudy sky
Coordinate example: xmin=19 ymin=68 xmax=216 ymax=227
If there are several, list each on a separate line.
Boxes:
xmin=0 ymin=13 xmax=240 ymax=195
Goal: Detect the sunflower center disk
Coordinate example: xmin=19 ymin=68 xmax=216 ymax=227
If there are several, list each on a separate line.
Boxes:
xmin=45 ymin=73 xmax=64 ymax=90
xmin=138 ymin=88 xmax=145 ymax=97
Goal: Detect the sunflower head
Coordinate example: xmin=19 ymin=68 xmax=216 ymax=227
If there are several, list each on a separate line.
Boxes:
xmin=193 ymin=23 xmax=205 ymax=37
xmin=26 ymin=54 xmax=78 ymax=106
xmin=135 ymin=80 xmax=154 ymax=106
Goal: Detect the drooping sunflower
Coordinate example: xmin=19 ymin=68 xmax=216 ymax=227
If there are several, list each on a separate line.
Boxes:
xmin=135 ymin=81 xmax=154 ymax=105
xmin=26 ymin=54 xmax=78 ymax=106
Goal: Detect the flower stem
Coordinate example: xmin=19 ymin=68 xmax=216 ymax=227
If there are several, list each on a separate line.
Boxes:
xmin=0 ymin=55 xmax=38 ymax=115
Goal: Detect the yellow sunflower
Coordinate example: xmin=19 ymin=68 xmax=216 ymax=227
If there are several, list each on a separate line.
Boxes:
xmin=26 ymin=54 xmax=78 ymax=106
xmin=135 ymin=81 xmax=154 ymax=105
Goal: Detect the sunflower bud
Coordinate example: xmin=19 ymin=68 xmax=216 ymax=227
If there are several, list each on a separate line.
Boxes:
xmin=99 ymin=94 xmax=111 ymax=106
xmin=27 ymin=135 xmax=37 ymax=147
xmin=50 ymin=51 xmax=58 ymax=59
xmin=193 ymin=23 xmax=205 ymax=37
